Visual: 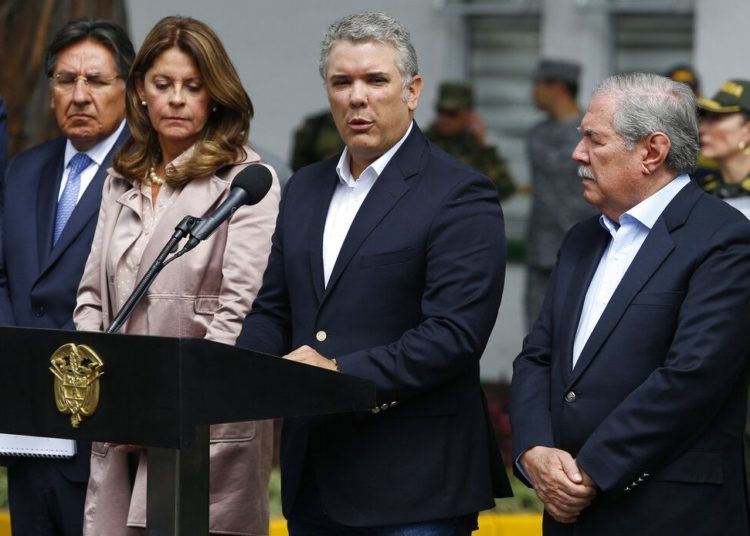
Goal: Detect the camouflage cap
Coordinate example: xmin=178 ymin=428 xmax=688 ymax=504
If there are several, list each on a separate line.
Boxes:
xmin=697 ymin=79 xmax=750 ymax=114
xmin=436 ymin=81 xmax=474 ymax=111
xmin=533 ymin=59 xmax=581 ymax=84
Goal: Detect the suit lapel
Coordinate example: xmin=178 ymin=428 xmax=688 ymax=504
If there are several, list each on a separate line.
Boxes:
xmin=566 ymin=181 xmax=701 ymax=387
xmin=35 ymin=141 xmax=66 ymax=270
xmin=134 ymin=174 xmax=227 ymax=282
xmin=560 ymin=223 xmax=610 ymax=376
xmin=41 ymin=129 xmax=129 ymax=274
xmin=308 ymin=163 xmax=339 ymax=303
xmin=320 ymin=126 xmax=425 ymax=305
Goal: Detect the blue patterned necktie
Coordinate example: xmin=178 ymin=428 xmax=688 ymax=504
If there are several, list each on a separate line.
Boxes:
xmin=53 ymin=152 xmax=93 ymax=246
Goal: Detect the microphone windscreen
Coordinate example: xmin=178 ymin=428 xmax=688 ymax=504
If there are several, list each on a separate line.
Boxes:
xmin=231 ymin=164 xmax=273 ymax=206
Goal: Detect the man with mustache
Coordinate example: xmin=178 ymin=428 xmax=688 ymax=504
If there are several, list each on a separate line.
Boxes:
xmin=237 ymin=11 xmax=511 ymax=535
xmin=0 ymin=20 xmax=132 ymax=535
xmin=511 ymin=72 xmax=750 ymax=535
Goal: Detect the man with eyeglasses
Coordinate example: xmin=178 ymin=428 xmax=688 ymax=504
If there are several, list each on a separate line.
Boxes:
xmin=0 ymin=19 xmax=133 ymax=536
xmin=425 ymin=81 xmax=516 ymax=200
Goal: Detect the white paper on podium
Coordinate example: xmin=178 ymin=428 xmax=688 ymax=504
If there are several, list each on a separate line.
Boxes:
xmin=0 ymin=433 xmax=76 ymax=458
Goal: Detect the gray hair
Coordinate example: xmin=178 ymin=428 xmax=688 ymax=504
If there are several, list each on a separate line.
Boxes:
xmin=593 ymin=72 xmax=699 ymax=174
xmin=319 ymin=12 xmax=419 ymax=91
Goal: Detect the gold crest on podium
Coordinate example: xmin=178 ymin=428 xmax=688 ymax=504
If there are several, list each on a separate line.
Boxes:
xmin=49 ymin=343 xmax=104 ymax=428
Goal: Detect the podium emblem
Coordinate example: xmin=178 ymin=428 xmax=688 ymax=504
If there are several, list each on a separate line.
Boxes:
xmin=49 ymin=343 xmax=104 ymax=428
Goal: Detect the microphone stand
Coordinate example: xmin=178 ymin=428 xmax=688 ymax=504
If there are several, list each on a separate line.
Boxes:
xmin=106 ymin=215 xmax=201 ymax=334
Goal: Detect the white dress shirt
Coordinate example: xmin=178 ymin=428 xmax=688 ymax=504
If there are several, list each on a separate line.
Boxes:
xmin=572 ymin=174 xmax=690 ymax=368
xmin=322 ymin=122 xmax=413 ymax=286
xmin=58 ymin=120 xmax=126 ymax=202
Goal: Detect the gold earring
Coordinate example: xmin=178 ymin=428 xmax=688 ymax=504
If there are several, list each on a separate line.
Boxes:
xmin=740 ymin=141 xmax=750 ymax=155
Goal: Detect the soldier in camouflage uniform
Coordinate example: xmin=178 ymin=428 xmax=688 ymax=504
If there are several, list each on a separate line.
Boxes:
xmin=290 ymin=109 xmax=345 ymax=171
xmin=425 ymin=81 xmax=515 ymax=200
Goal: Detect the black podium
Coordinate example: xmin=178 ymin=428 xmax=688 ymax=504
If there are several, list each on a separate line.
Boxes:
xmin=0 ymin=325 xmax=375 ymax=535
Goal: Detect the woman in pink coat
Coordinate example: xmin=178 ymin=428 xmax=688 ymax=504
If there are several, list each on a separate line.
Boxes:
xmin=74 ymin=16 xmax=279 ymax=536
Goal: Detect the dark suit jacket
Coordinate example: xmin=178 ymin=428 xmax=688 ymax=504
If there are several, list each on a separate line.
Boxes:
xmin=511 ymin=180 xmax=750 ymax=535
xmin=0 ymin=97 xmax=7 ymax=188
xmin=0 ymin=128 xmax=128 ymax=481
xmin=237 ymin=123 xmax=512 ymax=527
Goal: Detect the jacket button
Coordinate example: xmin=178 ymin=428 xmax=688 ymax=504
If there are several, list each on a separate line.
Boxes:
xmin=315 ymin=330 xmax=327 ymax=342
xmin=564 ymin=391 xmax=576 ymax=402
xmin=34 ymin=306 xmax=45 ymax=317
xmin=371 ymin=406 xmax=381 ymax=414
xmin=389 ymin=401 xmax=398 ymax=408
xmin=380 ymin=403 xmax=389 ymax=411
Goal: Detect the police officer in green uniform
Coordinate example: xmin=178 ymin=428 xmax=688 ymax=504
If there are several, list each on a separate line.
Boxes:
xmin=425 ymin=81 xmax=515 ymax=200
xmin=290 ymin=109 xmax=345 ymax=171
xmin=696 ymin=78 xmax=750 ymax=506
xmin=696 ymin=79 xmax=750 ymax=214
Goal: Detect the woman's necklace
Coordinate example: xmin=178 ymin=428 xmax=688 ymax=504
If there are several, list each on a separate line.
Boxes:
xmin=148 ymin=166 xmax=165 ymax=185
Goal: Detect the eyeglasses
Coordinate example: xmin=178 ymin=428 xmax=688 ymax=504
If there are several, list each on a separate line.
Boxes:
xmin=51 ymin=72 xmax=121 ymax=93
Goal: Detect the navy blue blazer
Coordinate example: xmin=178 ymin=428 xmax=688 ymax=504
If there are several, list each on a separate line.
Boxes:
xmin=511 ymin=180 xmax=750 ymax=535
xmin=0 ymin=97 xmax=7 ymax=189
xmin=0 ymin=128 xmax=128 ymax=481
xmin=238 ymin=124 xmax=511 ymax=526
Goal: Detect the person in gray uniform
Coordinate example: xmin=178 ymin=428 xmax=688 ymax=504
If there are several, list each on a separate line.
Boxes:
xmin=525 ymin=59 xmax=596 ymax=330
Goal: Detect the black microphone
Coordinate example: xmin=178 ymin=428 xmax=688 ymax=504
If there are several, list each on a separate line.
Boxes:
xmin=182 ymin=164 xmax=273 ymax=252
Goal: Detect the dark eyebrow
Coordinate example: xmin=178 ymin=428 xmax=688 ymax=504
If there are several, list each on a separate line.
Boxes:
xmin=577 ymin=126 xmax=601 ymax=139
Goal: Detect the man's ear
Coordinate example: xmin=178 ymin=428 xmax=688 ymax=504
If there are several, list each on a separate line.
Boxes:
xmin=641 ymin=132 xmax=671 ymax=174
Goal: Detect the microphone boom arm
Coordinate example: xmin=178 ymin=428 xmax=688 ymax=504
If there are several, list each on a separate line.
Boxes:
xmin=106 ymin=215 xmax=199 ymax=334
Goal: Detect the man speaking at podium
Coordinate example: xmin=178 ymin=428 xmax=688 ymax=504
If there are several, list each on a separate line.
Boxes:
xmin=237 ymin=11 xmax=511 ymax=536
xmin=0 ymin=20 xmax=133 ymax=536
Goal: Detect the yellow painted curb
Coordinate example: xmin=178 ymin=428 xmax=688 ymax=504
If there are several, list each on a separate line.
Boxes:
xmin=0 ymin=511 xmax=9 ymax=536
xmin=271 ymin=513 xmax=541 ymax=536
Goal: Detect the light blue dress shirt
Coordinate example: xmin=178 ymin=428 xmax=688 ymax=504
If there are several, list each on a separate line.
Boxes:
xmin=572 ymin=174 xmax=690 ymax=368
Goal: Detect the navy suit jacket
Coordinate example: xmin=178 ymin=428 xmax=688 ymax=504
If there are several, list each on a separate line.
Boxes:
xmin=0 ymin=128 xmax=128 ymax=481
xmin=0 ymin=97 xmax=8 ymax=189
xmin=511 ymin=180 xmax=750 ymax=535
xmin=238 ymin=124 xmax=511 ymax=526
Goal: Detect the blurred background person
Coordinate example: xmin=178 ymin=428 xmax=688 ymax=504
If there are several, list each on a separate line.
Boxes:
xmin=696 ymin=79 xmax=750 ymax=216
xmin=524 ymin=59 xmax=596 ymax=330
xmin=666 ymin=64 xmax=701 ymax=97
xmin=74 ymin=15 xmax=280 ymax=536
xmin=289 ymin=109 xmax=343 ymax=171
xmin=665 ymin=64 xmax=720 ymax=182
xmin=0 ymin=19 xmax=132 ymax=536
xmin=426 ymin=81 xmax=516 ymax=201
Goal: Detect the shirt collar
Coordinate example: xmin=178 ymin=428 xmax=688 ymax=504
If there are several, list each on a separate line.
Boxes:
xmin=335 ymin=121 xmax=413 ymax=187
xmin=64 ymin=119 xmax=126 ymax=168
xmin=600 ymin=174 xmax=690 ymax=233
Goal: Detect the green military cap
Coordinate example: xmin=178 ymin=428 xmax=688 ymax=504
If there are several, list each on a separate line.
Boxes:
xmin=697 ymin=79 xmax=750 ymax=114
xmin=435 ymin=81 xmax=474 ymax=112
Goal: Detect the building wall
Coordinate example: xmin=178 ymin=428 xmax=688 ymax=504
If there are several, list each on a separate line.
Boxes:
xmin=695 ymin=0 xmax=750 ymax=96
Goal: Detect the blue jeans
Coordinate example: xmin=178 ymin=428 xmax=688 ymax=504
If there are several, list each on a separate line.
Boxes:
xmin=287 ymin=515 xmax=475 ymax=535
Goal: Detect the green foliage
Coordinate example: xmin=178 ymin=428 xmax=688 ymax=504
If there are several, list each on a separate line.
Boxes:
xmin=0 ymin=467 xmax=6 ymax=509
xmin=268 ymin=466 xmax=282 ymax=518
xmin=491 ymin=472 xmax=544 ymax=513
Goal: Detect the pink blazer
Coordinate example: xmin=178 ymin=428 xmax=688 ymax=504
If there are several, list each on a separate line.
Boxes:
xmin=75 ymin=147 xmax=280 ymax=536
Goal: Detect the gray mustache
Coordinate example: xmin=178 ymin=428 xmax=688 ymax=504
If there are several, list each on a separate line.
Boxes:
xmin=578 ymin=166 xmax=595 ymax=179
